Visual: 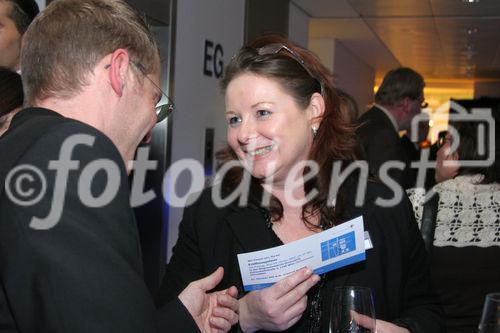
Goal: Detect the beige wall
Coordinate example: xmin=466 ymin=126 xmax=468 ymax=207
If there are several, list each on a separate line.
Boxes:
xmin=332 ymin=40 xmax=375 ymax=114
xmin=309 ymin=38 xmax=375 ymax=115
xmin=288 ymin=2 xmax=309 ymax=48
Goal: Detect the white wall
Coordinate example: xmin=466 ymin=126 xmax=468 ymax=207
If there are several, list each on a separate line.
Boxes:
xmin=167 ymin=0 xmax=245 ymax=260
xmin=309 ymin=38 xmax=335 ymax=73
xmin=332 ymin=40 xmax=375 ymax=113
xmin=309 ymin=38 xmax=375 ymax=114
xmin=288 ymin=2 xmax=309 ymax=48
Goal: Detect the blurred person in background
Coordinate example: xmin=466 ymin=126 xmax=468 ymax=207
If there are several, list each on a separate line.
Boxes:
xmin=0 ymin=0 xmax=39 ymax=71
xmin=337 ymin=88 xmax=359 ymax=124
xmin=407 ymin=109 xmax=500 ymax=333
xmin=356 ymin=67 xmax=426 ymax=189
xmin=400 ymin=112 xmax=436 ymax=189
xmin=0 ymin=66 xmax=23 ymax=136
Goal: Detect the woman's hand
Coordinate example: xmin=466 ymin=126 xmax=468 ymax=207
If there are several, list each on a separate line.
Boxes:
xmin=238 ymin=267 xmax=320 ymax=332
xmin=351 ymin=311 xmax=410 ymax=333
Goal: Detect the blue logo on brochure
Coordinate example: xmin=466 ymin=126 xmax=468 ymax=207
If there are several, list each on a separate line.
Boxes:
xmin=320 ymin=231 xmax=356 ymax=261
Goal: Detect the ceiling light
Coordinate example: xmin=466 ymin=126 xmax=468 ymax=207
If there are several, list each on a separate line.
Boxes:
xmin=464 ymin=65 xmax=476 ymax=78
xmin=465 ymin=27 xmax=478 ymax=35
xmin=462 ymin=0 xmax=480 ymax=3
xmin=461 ymin=44 xmax=477 ymax=59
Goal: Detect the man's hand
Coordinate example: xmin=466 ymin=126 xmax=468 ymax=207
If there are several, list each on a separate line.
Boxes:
xmin=238 ymin=267 xmax=320 ymax=332
xmin=179 ymin=267 xmax=239 ymax=333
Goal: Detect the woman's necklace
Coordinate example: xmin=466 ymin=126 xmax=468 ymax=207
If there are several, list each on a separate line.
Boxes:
xmin=307 ymin=221 xmax=329 ymax=333
xmin=307 ymin=274 xmax=326 ymax=333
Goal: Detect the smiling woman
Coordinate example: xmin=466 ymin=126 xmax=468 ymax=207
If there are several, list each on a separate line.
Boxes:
xmin=224 ymin=73 xmax=318 ymax=183
xmin=157 ymin=35 xmax=445 ymax=333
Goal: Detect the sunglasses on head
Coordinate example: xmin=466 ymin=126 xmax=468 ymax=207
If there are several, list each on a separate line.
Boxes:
xmin=257 ymin=43 xmax=324 ymax=96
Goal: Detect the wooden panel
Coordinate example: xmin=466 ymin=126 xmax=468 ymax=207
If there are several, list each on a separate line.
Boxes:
xmin=364 ymin=18 xmax=443 ymax=76
xmin=430 ymin=0 xmax=500 ymax=17
xmin=306 ymin=0 xmax=500 ymax=80
xmin=310 ymin=18 xmax=400 ymax=79
xmin=434 ymin=17 xmax=500 ymax=78
xmin=292 ymin=0 xmax=358 ymax=17
xmin=348 ymin=0 xmax=433 ymax=17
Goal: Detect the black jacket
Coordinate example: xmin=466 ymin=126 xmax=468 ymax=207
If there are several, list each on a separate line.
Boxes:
xmin=0 ymin=108 xmax=198 ymax=333
xmin=356 ymin=106 xmax=414 ymax=189
xmin=157 ymin=182 xmax=445 ymax=333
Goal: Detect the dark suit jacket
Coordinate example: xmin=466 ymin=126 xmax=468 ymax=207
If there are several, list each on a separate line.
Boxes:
xmin=156 ymin=183 xmax=445 ymax=333
xmin=356 ymin=106 xmax=414 ymax=189
xmin=0 ymin=108 xmax=198 ymax=333
xmin=400 ymin=135 xmax=436 ymax=189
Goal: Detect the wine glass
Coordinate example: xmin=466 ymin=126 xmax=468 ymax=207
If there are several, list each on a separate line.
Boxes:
xmin=478 ymin=293 xmax=500 ymax=333
xmin=330 ymin=286 xmax=376 ymax=333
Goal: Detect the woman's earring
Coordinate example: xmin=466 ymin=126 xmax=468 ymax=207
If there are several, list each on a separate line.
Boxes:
xmin=312 ymin=126 xmax=318 ymax=137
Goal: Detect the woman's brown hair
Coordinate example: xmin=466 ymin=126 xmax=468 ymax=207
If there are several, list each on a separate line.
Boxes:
xmin=217 ymin=35 xmax=359 ymax=229
xmin=450 ymin=107 xmax=499 ymax=184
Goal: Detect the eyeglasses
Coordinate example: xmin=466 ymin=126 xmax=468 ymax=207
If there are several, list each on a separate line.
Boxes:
xmin=105 ymin=62 xmax=174 ymax=123
xmin=415 ymin=95 xmax=428 ymax=109
xmin=257 ymin=43 xmax=324 ymax=96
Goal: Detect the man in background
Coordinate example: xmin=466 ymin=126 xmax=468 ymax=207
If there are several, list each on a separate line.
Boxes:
xmin=356 ymin=67 xmax=426 ymax=189
xmin=0 ymin=1 xmax=238 ymax=332
xmin=0 ymin=0 xmax=39 ymax=71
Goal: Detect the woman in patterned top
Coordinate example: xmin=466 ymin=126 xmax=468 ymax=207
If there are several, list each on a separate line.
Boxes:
xmin=407 ymin=109 xmax=500 ymax=333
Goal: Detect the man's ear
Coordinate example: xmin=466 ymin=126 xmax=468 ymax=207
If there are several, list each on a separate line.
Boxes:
xmin=108 ymin=49 xmax=131 ymax=97
xmin=308 ymin=92 xmax=325 ymax=129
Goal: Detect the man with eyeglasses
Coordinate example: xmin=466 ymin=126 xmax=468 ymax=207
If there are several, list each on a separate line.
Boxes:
xmin=356 ymin=67 xmax=427 ymax=190
xmin=0 ymin=1 xmax=238 ymax=333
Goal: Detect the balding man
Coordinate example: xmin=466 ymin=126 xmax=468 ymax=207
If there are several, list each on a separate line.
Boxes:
xmin=356 ymin=67 xmax=426 ymax=189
